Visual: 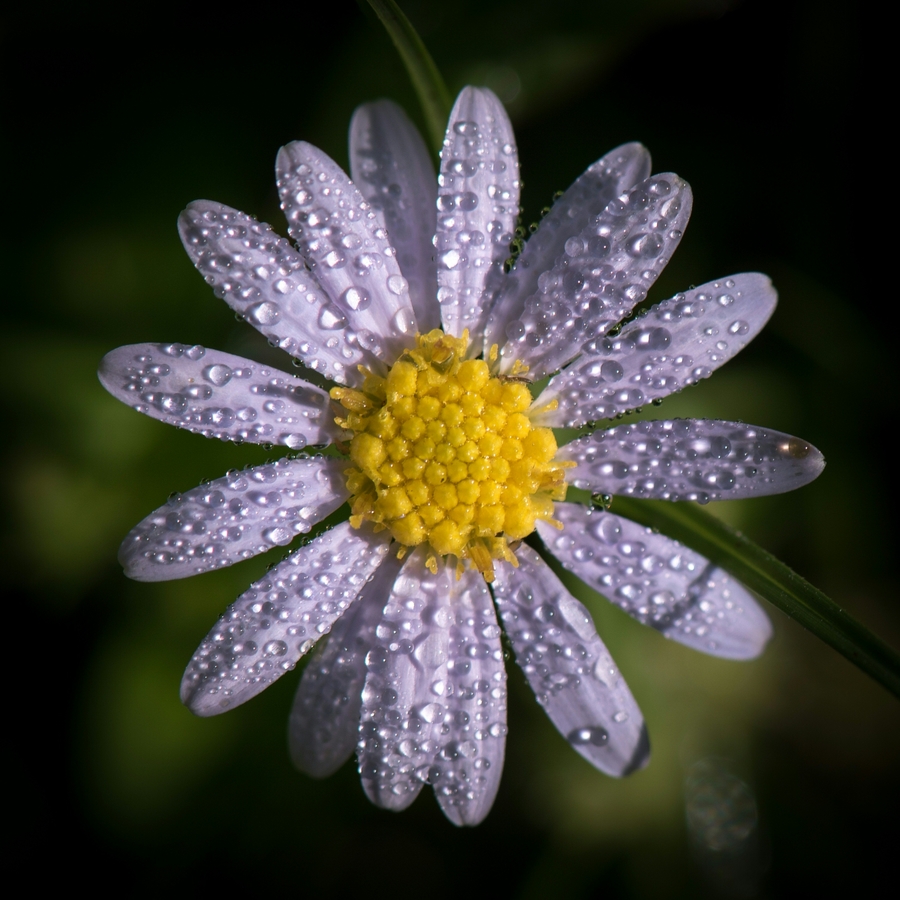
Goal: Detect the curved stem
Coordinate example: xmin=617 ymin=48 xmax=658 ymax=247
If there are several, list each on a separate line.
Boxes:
xmin=366 ymin=0 xmax=452 ymax=155
xmin=611 ymin=497 xmax=900 ymax=699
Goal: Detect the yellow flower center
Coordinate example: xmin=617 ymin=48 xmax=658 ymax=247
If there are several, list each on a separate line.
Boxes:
xmin=331 ymin=330 xmax=570 ymax=581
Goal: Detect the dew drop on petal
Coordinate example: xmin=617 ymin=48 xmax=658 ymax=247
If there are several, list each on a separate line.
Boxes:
xmin=568 ymin=726 xmax=609 ymax=747
xmin=203 ymin=364 xmax=233 ymax=386
xmin=318 ymin=304 xmax=347 ymax=330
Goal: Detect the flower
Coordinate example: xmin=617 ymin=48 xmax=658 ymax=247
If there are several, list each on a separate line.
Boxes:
xmin=99 ymin=87 xmax=824 ymax=826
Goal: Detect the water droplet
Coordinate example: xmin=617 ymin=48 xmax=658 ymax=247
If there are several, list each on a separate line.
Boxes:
xmin=340 ymin=286 xmax=370 ymax=312
xmin=568 ymin=726 xmax=609 ymax=747
xmin=627 ymin=233 xmax=664 ymax=259
xmin=249 ymin=302 xmax=280 ymax=325
xmin=387 ymin=274 xmax=408 ymax=295
xmin=203 ymin=363 xmax=232 ymax=386
xmin=284 ymin=434 xmax=308 ymax=450
xmin=318 ymin=304 xmax=347 ymax=330
xmin=262 ymin=527 xmax=293 ymax=545
xmin=392 ymin=307 xmax=416 ymax=334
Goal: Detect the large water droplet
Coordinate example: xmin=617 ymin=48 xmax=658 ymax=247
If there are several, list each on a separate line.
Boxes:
xmin=318 ymin=303 xmax=347 ymax=330
xmin=392 ymin=307 xmax=416 ymax=335
xmin=340 ymin=286 xmax=370 ymax=312
xmin=568 ymin=726 xmax=609 ymax=747
xmin=203 ymin=364 xmax=233 ymax=386
xmin=249 ymin=302 xmax=280 ymax=325
xmin=387 ymin=274 xmax=408 ymax=295
xmin=262 ymin=527 xmax=293 ymax=545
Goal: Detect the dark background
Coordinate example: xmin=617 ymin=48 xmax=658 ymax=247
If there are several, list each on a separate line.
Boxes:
xmin=5 ymin=1 xmax=897 ymax=897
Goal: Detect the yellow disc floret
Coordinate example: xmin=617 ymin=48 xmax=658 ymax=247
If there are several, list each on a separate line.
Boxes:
xmin=331 ymin=330 xmax=571 ymax=581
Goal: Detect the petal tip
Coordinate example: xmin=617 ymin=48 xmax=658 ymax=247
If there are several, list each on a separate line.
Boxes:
xmin=782 ymin=438 xmax=826 ymax=485
xmin=181 ymin=683 xmax=228 ymax=718
xmin=180 ymin=199 xmax=228 ymax=230
xmin=622 ymin=723 xmax=651 ymax=776
xmin=277 ymin=140 xmax=317 ymax=172
xmin=96 ymin=348 xmax=122 ymax=391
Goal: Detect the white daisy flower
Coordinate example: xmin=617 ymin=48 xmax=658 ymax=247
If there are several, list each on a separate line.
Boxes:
xmin=99 ymin=87 xmax=824 ymax=826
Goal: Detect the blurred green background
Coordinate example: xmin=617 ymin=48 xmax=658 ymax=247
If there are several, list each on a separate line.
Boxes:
xmin=5 ymin=1 xmax=897 ymax=896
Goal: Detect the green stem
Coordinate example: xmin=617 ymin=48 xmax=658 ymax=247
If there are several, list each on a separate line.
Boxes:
xmin=366 ymin=0 xmax=452 ymax=155
xmin=610 ymin=497 xmax=900 ymax=699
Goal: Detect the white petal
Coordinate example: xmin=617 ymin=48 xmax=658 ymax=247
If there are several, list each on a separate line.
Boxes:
xmin=432 ymin=568 xmax=507 ymax=826
xmin=119 ymin=457 xmax=348 ymax=582
xmin=276 ymin=141 xmax=418 ymax=363
xmin=178 ymin=201 xmax=372 ymax=387
xmin=289 ymin=552 xmax=404 ymax=778
xmin=499 ymin=173 xmax=692 ymax=379
xmin=357 ymin=549 xmax=453 ymax=811
xmin=99 ymin=343 xmax=337 ymax=448
xmin=483 ymin=142 xmax=650 ymax=355
xmin=559 ymin=419 xmax=825 ymax=501
xmin=493 ymin=545 xmax=648 ymax=776
xmin=435 ymin=87 xmax=520 ymax=345
xmin=181 ymin=521 xmax=390 ymax=716
xmin=350 ymin=100 xmax=440 ymax=332
xmin=534 ymin=274 xmax=778 ymax=426
xmin=538 ymin=503 xmax=773 ymax=659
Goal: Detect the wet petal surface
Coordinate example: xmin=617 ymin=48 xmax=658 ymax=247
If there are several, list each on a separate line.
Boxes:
xmin=435 ymin=87 xmax=520 ymax=345
xmin=499 ymin=173 xmax=692 ymax=379
xmin=277 ymin=141 xmax=418 ymax=364
xmin=289 ymin=552 xmax=404 ymax=778
xmin=119 ymin=458 xmax=348 ymax=581
xmin=178 ymin=201 xmax=372 ymax=386
xmin=483 ymin=142 xmax=650 ymax=354
xmin=358 ymin=548 xmax=453 ymax=811
xmin=493 ymin=545 xmax=648 ymax=775
xmin=559 ymin=419 xmax=825 ymax=502
xmin=539 ymin=503 xmax=773 ymax=659
xmin=99 ymin=343 xmax=336 ymax=449
xmin=350 ymin=100 xmax=439 ymax=332
xmin=181 ymin=522 xmax=389 ymax=715
xmin=534 ymin=274 xmax=778 ymax=426
xmin=431 ymin=568 xmax=507 ymax=826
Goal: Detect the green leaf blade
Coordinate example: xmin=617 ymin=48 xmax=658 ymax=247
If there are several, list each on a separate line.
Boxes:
xmin=611 ymin=497 xmax=900 ymax=699
xmin=366 ymin=0 xmax=451 ymax=154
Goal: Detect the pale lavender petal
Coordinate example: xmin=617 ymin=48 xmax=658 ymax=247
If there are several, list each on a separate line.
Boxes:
xmin=350 ymin=100 xmax=440 ymax=332
xmin=181 ymin=521 xmax=389 ymax=716
xmin=499 ymin=174 xmax=692 ymax=380
xmin=119 ymin=457 xmax=348 ymax=582
xmin=289 ymin=552 xmax=404 ymax=779
xmin=432 ymin=568 xmax=507 ymax=826
xmin=483 ymin=142 xmax=650 ymax=354
xmin=99 ymin=343 xmax=337 ymax=449
xmin=538 ymin=503 xmax=772 ymax=659
xmin=534 ymin=274 xmax=778 ymax=427
xmin=492 ymin=545 xmax=648 ymax=776
xmin=435 ymin=87 xmax=520 ymax=345
xmin=559 ymin=419 xmax=825 ymax=502
xmin=358 ymin=549 xmax=453 ymax=811
xmin=178 ymin=201 xmax=372 ymax=387
xmin=276 ymin=141 xmax=418 ymax=363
